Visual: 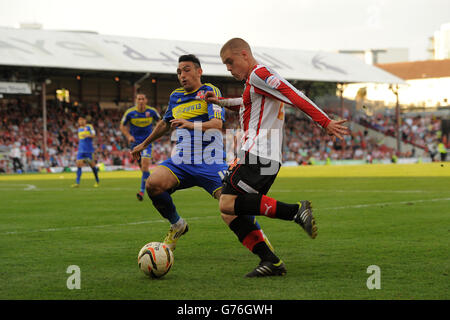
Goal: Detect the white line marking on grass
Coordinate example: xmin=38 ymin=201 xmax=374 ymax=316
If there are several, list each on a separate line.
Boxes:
xmin=0 ymin=184 xmax=37 ymax=191
xmin=0 ymin=186 xmax=202 ymax=192
xmin=1 ymin=216 xmax=218 ymax=235
xmin=321 ymin=197 xmax=450 ymax=211
xmin=2 ymin=198 xmax=450 ymax=236
xmin=0 ymin=187 xmax=140 ymax=192
xmin=271 ymin=189 xmax=436 ymax=194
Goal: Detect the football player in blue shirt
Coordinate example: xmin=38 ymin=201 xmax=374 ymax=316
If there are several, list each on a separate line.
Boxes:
xmin=120 ymin=93 xmax=161 ymax=200
xmin=131 ymin=55 xmax=275 ymax=264
xmin=71 ymin=116 xmax=100 ymax=187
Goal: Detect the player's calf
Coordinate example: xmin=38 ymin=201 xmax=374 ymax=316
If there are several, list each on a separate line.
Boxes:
xmin=233 ymin=193 xmax=299 ymax=220
xmin=231 ymin=194 xmax=318 ymax=238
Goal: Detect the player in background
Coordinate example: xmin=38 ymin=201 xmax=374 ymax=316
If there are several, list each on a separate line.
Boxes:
xmin=205 ymin=38 xmax=350 ymax=277
xmin=71 ymin=116 xmax=100 ymax=188
xmin=131 ymin=54 xmax=275 ymax=258
xmin=120 ymin=93 xmax=161 ymax=201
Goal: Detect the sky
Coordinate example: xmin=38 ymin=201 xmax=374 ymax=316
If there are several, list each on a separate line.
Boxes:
xmin=0 ymin=0 xmax=449 ymax=61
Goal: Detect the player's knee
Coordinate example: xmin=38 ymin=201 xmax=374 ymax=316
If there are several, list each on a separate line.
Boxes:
xmin=141 ymin=158 xmax=150 ymax=172
xmin=219 ymin=196 xmax=235 ymax=215
xmin=220 ymin=213 xmax=236 ymax=226
xmin=145 ymin=179 xmax=164 ymax=197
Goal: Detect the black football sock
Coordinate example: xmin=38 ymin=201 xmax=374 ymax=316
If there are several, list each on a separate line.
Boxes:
xmin=234 ymin=194 xmax=299 ymax=220
xmin=252 ymin=242 xmax=280 ymax=264
xmin=228 ymin=216 xmax=279 ymax=263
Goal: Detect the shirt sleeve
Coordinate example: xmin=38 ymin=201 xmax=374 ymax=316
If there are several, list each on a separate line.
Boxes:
xmin=120 ymin=110 xmax=130 ymax=125
xmin=163 ymin=97 xmax=175 ymax=122
xmin=88 ymin=125 xmax=96 ymax=136
xmin=250 ymin=66 xmax=331 ymax=128
xmin=206 ymin=85 xmax=225 ymax=121
xmin=217 ymin=97 xmax=243 ymax=112
xmin=151 ymin=108 xmax=161 ymax=122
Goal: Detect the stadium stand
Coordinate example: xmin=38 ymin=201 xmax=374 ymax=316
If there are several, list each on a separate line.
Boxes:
xmin=0 ymin=97 xmax=445 ymax=173
xmin=1 ymin=28 xmax=447 ymax=173
xmin=0 ymin=98 xmax=171 ymax=173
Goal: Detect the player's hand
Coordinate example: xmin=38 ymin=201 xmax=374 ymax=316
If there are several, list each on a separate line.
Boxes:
xmin=130 ymin=144 xmax=144 ymax=161
xmin=204 ymin=91 xmax=219 ymax=104
xmin=325 ymin=119 xmax=350 ymax=141
xmin=170 ymin=119 xmax=194 ymax=130
xmin=127 ymin=135 xmax=135 ymax=143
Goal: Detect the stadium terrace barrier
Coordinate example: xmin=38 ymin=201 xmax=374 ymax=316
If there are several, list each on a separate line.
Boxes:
xmin=40 ymin=158 xmax=432 ymax=174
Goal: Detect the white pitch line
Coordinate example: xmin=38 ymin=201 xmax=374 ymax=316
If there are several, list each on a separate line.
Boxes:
xmin=1 ymin=215 xmax=217 ymax=235
xmin=321 ymin=197 xmax=450 ymax=210
xmin=1 ymin=197 xmax=450 ymax=236
xmin=0 ymin=183 xmax=37 ymax=191
xmin=271 ymin=189 xmax=436 ymax=194
xmin=0 ymin=186 xmax=203 ymax=192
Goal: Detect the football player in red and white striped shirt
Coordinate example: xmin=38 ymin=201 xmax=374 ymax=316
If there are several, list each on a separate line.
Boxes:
xmin=205 ymin=38 xmax=349 ymax=277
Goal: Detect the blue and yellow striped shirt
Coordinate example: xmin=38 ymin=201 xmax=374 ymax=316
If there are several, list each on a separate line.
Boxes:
xmin=121 ymin=105 xmax=161 ymax=144
xmin=163 ymin=83 xmax=225 ymax=163
xmin=77 ymin=124 xmax=95 ymax=153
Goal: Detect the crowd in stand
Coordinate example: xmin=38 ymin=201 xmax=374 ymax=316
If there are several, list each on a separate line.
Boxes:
xmin=355 ymin=112 xmax=443 ymax=150
xmin=0 ymin=99 xmax=171 ymax=173
xmin=282 ymin=113 xmax=398 ymax=164
xmin=0 ymin=98 xmax=446 ymax=173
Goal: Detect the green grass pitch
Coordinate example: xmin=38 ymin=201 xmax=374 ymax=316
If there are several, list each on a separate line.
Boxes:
xmin=0 ymin=163 xmax=449 ymax=300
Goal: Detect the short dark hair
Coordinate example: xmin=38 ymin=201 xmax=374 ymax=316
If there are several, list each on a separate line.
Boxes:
xmin=178 ymin=54 xmax=201 ymax=68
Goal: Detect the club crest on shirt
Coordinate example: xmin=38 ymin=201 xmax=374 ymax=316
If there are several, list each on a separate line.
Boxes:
xmin=195 ymin=90 xmax=206 ymax=100
xmin=145 ymin=111 xmax=151 ymax=118
xmin=265 ymin=75 xmax=281 ymax=89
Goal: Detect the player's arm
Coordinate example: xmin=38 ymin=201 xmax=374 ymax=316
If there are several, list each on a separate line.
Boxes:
xmin=169 ymin=118 xmax=222 ymax=131
xmin=119 ymin=123 xmax=135 ymax=143
xmin=87 ymin=125 xmax=96 ymax=138
xmin=130 ymin=120 xmax=170 ymax=160
xmin=151 ymin=107 xmax=162 ymax=123
xmin=189 ymin=85 xmax=226 ymax=130
xmin=251 ymin=68 xmax=349 ymax=139
xmin=204 ymin=91 xmax=242 ymax=112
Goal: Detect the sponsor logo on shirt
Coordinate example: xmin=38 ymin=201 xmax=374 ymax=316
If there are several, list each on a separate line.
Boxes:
xmin=131 ymin=118 xmax=152 ymax=127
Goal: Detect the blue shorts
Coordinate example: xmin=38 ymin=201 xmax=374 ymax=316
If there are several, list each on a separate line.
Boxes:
xmin=159 ymin=157 xmax=228 ymax=196
xmin=77 ymin=152 xmax=93 ymax=161
xmin=131 ymin=142 xmax=152 ymax=159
